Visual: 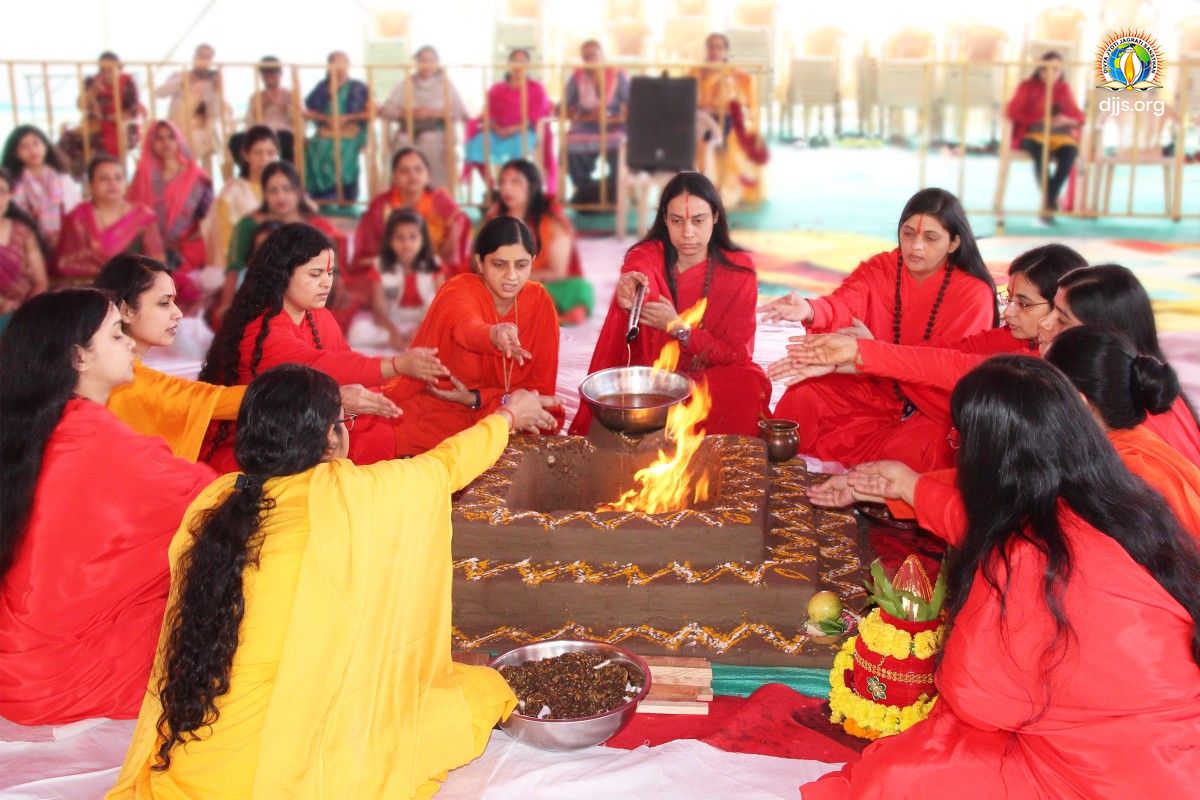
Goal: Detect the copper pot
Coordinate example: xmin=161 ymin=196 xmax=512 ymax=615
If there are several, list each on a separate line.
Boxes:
xmin=759 ymin=419 xmax=799 ymax=462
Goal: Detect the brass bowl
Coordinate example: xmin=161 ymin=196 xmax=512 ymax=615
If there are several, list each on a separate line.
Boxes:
xmin=489 ymin=639 xmax=652 ymax=751
xmin=579 ymin=366 xmax=691 ymax=434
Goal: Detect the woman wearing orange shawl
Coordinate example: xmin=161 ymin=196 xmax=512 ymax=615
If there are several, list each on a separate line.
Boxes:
xmin=384 ymin=215 xmax=563 ymax=456
xmin=354 ymin=146 xmax=470 ymax=275
xmin=487 ymin=158 xmax=592 ymax=324
xmin=95 ymin=254 xmax=244 ymax=461
xmin=126 ymin=121 xmax=212 ymax=279
xmin=696 ymin=33 xmax=769 ymax=207
xmin=569 ymin=171 xmax=770 ymax=437
xmin=0 ymin=290 xmax=215 ymax=725
xmin=55 ymin=156 xmax=164 ymax=283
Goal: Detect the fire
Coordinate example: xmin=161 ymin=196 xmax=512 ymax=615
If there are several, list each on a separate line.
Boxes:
xmin=651 ymin=298 xmax=708 ymax=373
xmin=603 ymin=299 xmax=713 ymax=514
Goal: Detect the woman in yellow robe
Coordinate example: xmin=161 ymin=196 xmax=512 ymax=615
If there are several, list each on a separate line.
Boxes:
xmin=108 ymin=363 xmax=558 ymax=798
xmin=695 ymin=32 xmax=769 ymax=207
xmin=95 ymin=254 xmax=245 ymax=461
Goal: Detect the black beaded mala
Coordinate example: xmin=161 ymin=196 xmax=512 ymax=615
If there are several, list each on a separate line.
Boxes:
xmin=892 ymin=255 xmax=953 ymax=420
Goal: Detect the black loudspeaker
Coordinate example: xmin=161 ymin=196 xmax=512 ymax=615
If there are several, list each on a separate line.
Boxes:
xmin=625 ymin=75 xmax=697 ymax=173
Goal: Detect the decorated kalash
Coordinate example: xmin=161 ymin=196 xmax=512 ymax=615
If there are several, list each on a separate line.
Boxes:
xmin=819 ymin=555 xmax=947 ymax=740
xmin=449 ymin=297 xmax=871 ymax=667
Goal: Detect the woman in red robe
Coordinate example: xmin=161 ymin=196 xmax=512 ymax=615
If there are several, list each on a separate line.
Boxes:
xmin=0 ymin=289 xmax=215 ymax=724
xmin=384 ymin=215 xmax=563 ymax=456
xmin=762 ymin=188 xmax=998 ymax=471
xmin=803 ymin=356 xmax=1200 ymax=799
xmin=569 ymin=170 xmax=770 ymax=437
xmin=199 ymin=222 xmax=449 ymax=471
xmin=783 ymin=263 xmax=1200 ymax=467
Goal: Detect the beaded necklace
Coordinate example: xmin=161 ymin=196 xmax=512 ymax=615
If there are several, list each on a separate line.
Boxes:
xmin=496 ymin=296 xmax=519 ymax=403
xmin=892 ymin=256 xmax=953 ymax=419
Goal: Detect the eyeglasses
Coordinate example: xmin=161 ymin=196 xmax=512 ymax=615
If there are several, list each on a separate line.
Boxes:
xmin=999 ymin=291 xmax=1050 ymax=311
xmin=337 ymin=414 xmax=357 ymax=432
xmin=946 ymin=427 xmax=961 ymax=450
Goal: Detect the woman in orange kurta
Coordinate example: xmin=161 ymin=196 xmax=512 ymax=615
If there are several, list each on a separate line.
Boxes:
xmin=384 ymin=215 xmax=563 ymax=456
xmin=0 ymin=289 xmax=215 ymax=725
xmin=569 ymin=170 xmax=769 ymax=437
xmin=95 ymin=254 xmax=245 ymax=461
xmin=803 ymin=356 xmax=1200 ymax=799
xmin=199 ymin=222 xmax=451 ymax=471
xmin=762 ymin=188 xmax=998 ymax=470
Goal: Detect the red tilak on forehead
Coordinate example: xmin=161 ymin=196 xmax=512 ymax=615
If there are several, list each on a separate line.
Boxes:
xmin=915 ymin=215 xmax=924 ymax=235
xmin=326 ymin=252 xmax=333 ymax=274
xmin=684 ymin=194 xmax=691 ymax=218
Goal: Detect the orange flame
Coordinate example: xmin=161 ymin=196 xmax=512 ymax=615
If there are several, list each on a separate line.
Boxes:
xmin=603 ymin=299 xmax=712 ymax=514
xmin=651 ymin=298 xmax=708 ymax=373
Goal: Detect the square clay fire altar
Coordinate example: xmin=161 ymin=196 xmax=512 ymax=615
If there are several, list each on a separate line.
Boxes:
xmin=450 ymin=434 xmax=868 ymax=667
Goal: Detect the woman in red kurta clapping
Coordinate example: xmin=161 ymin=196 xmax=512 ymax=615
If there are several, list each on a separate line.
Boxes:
xmin=569 ymin=171 xmax=770 ymax=437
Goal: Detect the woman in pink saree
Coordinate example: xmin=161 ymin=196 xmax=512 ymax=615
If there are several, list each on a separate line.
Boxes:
xmin=55 ymin=157 xmax=164 ymax=284
xmin=127 ymin=121 xmax=213 ymax=297
xmin=463 ymin=49 xmax=556 ymax=189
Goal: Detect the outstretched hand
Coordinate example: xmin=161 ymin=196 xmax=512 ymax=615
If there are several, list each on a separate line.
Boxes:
xmin=427 ymin=374 xmax=475 ymax=406
xmin=615 ymin=271 xmax=650 ymax=311
xmin=491 ymin=322 xmax=532 ymax=365
xmin=503 ymin=389 xmax=561 ymax=433
xmin=786 ymin=333 xmax=861 ymax=367
xmin=766 ymin=357 xmax=838 ymax=385
xmin=846 ymin=461 xmax=919 ymax=506
xmin=395 ymin=346 xmax=449 ymax=384
xmin=339 ymin=384 xmax=402 ymax=419
xmin=758 ymin=292 xmax=813 ymax=325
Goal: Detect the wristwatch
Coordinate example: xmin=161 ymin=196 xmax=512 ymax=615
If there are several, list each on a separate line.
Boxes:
xmin=672 ymin=324 xmax=692 ymax=346
xmin=469 ymin=389 xmax=482 ymax=410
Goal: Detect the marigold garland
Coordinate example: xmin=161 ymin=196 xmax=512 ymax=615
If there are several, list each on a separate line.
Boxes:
xmin=856 ymin=609 xmax=945 ymax=660
xmin=828 ymin=634 xmax=940 ymax=738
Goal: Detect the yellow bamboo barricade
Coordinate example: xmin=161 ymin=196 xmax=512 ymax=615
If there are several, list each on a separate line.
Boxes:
xmin=1172 ymin=60 xmax=1191 ymax=221
xmin=41 ymin=62 xmax=54 ymax=136
xmin=443 ymin=70 xmax=457 ymax=199
xmin=7 ymin=63 xmax=18 ymax=128
xmin=214 ymin=64 xmax=233 ymax=180
xmin=290 ymin=64 xmax=305 ymax=186
xmin=365 ymin=64 xmax=380 ymax=200
xmin=329 ymin=68 xmax=344 ymax=206
xmin=75 ymin=62 xmax=91 ymax=173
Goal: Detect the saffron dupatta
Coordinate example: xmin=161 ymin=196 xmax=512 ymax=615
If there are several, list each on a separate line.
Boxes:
xmin=54 ymin=202 xmax=162 ymax=281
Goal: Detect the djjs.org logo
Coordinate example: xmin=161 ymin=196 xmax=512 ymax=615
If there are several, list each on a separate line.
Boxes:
xmin=1095 ymin=30 xmax=1164 ymax=91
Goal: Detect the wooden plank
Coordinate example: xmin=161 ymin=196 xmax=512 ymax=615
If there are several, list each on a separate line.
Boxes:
xmin=452 ymin=652 xmax=491 ymax=666
xmin=636 ymin=700 xmax=710 ymax=716
xmin=647 ymin=665 xmax=713 ymax=687
xmin=641 ymin=655 xmax=711 ymax=669
xmin=644 ymin=684 xmax=715 ymax=702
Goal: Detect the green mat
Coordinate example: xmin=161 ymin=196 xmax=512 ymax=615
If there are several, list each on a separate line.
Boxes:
xmin=712 ymin=664 xmax=832 ymax=700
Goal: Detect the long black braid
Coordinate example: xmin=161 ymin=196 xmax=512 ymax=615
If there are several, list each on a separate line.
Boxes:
xmin=199 ymin=223 xmax=334 ymax=460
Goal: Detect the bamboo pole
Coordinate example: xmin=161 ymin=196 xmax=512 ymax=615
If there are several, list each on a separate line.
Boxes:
xmin=291 ymin=64 xmax=305 ymax=185
xmin=956 ymin=59 xmax=969 ymax=200
xmin=1126 ymin=108 xmax=1141 ymax=215
xmin=519 ymin=72 xmax=529 ymax=160
xmin=404 ymin=64 xmax=415 ymax=151
xmin=181 ymin=69 xmax=195 ymax=156
xmin=556 ymin=76 xmax=566 ymax=199
xmin=42 ymin=62 xmax=54 ymax=135
xmin=599 ymin=65 xmax=608 ymax=206
xmin=7 ymin=62 xmax=18 ymax=127
xmin=366 ymin=64 xmax=379 ymax=198
xmin=111 ymin=62 xmax=126 ymax=164
xmin=918 ymin=61 xmax=932 ymax=189
xmin=481 ymin=65 xmax=491 ymax=199
xmin=215 ymin=64 xmax=232 ymax=180
xmin=252 ymin=64 xmax=264 ymax=124
xmin=146 ymin=64 xmax=157 ymax=121
xmin=443 ymin=68 xmax=456 ymax=198
xmin=330 ymin=68 xmax=344 ymax=205
xmin=1038 ymin=60 xmax=1052 ymax=214
xmin=77 ymin=62 xmax=92 ymax=172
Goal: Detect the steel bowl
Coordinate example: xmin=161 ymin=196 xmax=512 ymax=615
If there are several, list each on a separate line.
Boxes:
xmin=489 ymin=639 xmax=652 ymax=751
xmin=579 ymin=366 xmax=692 ymax=434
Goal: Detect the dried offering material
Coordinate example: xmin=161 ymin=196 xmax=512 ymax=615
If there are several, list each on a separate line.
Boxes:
xmin=499 ymin=651 xmax=641 ymax=719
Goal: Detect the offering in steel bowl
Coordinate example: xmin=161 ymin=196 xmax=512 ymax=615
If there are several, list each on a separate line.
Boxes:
xmin=579 ymin=366 xmax=691 ymax=434
xmin=489 ymin=639 xmax=651 ymax=751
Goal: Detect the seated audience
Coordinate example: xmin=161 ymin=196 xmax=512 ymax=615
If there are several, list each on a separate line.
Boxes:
xmin=1006 ymin=51 xmax=1084 ymax=223
xmin=384 ymin=216 xmax=563 ymax=456
xmin=464 ymin=49 xmax=554 ymax=189
xmin=802 ymin=356 xmax=1200 ymax=798
xmin=243 ymin=55 xmax=295 ymax=163
xmin=347 ymin=209 xmax=445 ymax=351
xmin=108 ymin=365 xmax=556 ymax=797
xmin=696 ymin=32 xmax=769 ymax=207
xmin=126 ymin=121 xmax=213 ymax=280
xmin=205 ymin=125 xmax=279 ymax=270
xmin=1 ymin=125 xmax=82 ymax=252
xmin=563 ymin=39 xmax=629 ymax=203
xmin=79 ymin=51 xmax=140 ymax=161
xmin=487 ymin=158 xmax=592 ymax=323
xmin=200 ymin=222 xmax=446 ymax=470
xmin=95 ymin=254 xmax=245 ymax=461
xmin=215 ymin=161 xmax=344 ymax=325
xmin=0 ymin=167 xmax=50 ymax=321
xmin=154 ymin=43 xmax=226 ymax=174
xmin=55 ymin=156 xmax=164 ymax=284
xmin=764 ymin=188 xmax=997 ymax=470
xmin=569 ymin=171 xmax=770 ymax=437
xmin=304 ymin=51 xmax=369 ymax=203
xmin=380 ymin=45 xmax=468 ymax=189
xmin=354 ymin=146 xmax=471 ymax=276
xmin=0 ymin=289 xmax=215 ymax=725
